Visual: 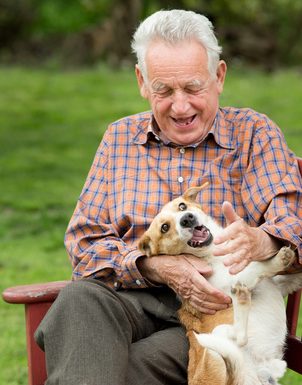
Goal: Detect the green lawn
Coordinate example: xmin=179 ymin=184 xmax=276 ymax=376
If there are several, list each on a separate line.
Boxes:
xmin=0 ymin=64 xmax=301 ymax=384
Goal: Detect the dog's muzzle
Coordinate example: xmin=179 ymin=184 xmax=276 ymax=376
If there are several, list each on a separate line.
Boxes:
xmin=180 ymin=213 xmax=213 ymax=248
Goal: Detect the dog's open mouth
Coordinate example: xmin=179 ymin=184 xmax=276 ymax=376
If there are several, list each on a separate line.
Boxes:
xmin=187 ymin=225 xmax=213 ymax=248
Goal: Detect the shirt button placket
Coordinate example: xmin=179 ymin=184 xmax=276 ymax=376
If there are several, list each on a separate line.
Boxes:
xmin=178 ymin=148 xmax=185 ymax=184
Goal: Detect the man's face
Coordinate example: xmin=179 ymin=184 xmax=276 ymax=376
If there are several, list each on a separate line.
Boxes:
xmin=136 ymin=40 xmax=226 ymax=146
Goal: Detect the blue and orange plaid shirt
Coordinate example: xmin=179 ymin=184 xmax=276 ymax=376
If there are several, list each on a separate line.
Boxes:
xmin=65 ymin=107 xmax=302 ymax=288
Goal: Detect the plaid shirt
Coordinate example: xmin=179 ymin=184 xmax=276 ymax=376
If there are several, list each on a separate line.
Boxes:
xmin=65 ymin=107 xmax=302 ymax=288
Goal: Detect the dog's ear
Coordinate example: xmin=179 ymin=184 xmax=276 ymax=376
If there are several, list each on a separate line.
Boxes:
xmin=138 ymin=235 xmax=153 ymax=257
xmin=183 ymin=182 xmax=209 ymax=202
xmin=183 ymin=186 xmax=203 ymax=202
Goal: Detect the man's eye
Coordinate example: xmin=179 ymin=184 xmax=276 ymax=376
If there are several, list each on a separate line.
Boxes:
xmin=185 ymin=87 xmax=202 ymax=94
xmin=161 ymin=223 xmax=170 ymax=233
xmin=157 ymin=89 xmax=172 ymax=97
xmin=179 ymin=203 xmax=187 ymax=211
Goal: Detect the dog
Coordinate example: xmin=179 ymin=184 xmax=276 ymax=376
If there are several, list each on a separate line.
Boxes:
xmin=138 ymin=184 xmax=302 ymax=385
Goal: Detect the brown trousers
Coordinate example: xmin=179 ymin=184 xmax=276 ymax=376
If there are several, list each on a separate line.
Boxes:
xmin=35 ymin=279 xmax=189 ymax=385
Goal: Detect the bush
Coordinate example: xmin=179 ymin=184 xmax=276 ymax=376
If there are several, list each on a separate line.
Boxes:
xmin=0 ymin=0 xmax=302 ymax=69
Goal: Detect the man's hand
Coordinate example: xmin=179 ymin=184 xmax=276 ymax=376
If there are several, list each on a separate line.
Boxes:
xmin=213 ymin=201 xmax=281 ymax=274
xmin=137 ymin=254 xmax=231 ymax=314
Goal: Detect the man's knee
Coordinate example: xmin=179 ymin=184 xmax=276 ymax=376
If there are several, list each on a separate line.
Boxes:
xmin=35 ymin=280 xmax=129 ymax=347
xmin=127 ymin=327 xmax=188 ymax=384
xmin=54 ymin=279 xmax=116 ymax=309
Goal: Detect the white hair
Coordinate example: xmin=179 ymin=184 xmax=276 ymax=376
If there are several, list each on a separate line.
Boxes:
xmin=131 ymin=9 xmax=222 ymax=81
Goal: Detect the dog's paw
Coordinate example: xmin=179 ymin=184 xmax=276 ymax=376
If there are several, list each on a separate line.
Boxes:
xmin=235 ymin=330 xmax=248 ymax=347
xmin=276 ymin=246 xmax=296 ymax=269
xmin=257 ymin=368 xmax=276 ymax=385
xmin=257 ymin=359 xmax=286 ymax=384
xmin=231 ymin=281 xmax=251 ymax=305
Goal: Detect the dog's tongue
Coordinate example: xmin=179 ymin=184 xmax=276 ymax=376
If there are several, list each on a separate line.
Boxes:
xmin=192 ymin=226 xmax=209 ymax=242
xmin=188 ymin=225 xmax=213 ymax=248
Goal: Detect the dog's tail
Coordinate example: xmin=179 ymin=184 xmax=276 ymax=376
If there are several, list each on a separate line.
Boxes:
xmin=193 ymin=331 xmax=246 ymax=385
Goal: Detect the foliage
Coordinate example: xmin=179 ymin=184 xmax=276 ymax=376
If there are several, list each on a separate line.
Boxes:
xmin=0 ymin=0 xmax=302 ymax=68
xmin=206 ymin=0 xmax=302 ymax=68
xmin=0 ymin=65 xmax=302 ymax=384
xmin=30 ymin=0 xmax=112 ymax=36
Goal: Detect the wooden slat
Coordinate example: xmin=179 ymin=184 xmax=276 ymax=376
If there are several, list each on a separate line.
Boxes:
xmin=285 ymin=335 xmax=302 ymax=373
xmin=287 ymin=290 xmax=302 ymax=336
xmin=25 ymin=302 xmax=52 ymax=385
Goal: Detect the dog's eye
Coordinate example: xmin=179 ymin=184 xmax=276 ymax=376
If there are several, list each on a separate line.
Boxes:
xmin=161 ymin=223 xmax=170 ymax=233
xmin=179 ymin=203 xmax=187 ymax=211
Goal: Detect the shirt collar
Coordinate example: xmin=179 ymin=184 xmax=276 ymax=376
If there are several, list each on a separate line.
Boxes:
xmin=131 ymin=112 xmax=154 ymax=145
xmin=132 ymin=109 xmax=235 ymax=150
xmin=208 ymin=109 xmax=235 ymax=150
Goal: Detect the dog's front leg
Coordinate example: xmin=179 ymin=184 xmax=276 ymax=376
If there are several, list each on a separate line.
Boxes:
xmin=231 ymin=246 xmax=296 ymax=291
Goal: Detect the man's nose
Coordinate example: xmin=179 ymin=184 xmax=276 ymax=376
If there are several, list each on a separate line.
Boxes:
xmin=171 ymin=90 xmax=190 ymax=115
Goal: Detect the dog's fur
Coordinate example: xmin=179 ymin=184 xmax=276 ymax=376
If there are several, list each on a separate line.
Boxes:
xmin=138 ymin=186 xmax=302 ymax=385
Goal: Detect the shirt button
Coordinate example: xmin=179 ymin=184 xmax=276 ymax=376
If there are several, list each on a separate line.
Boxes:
xmin=178 ymin=176 xmax=184 ymax=183
xmin=135 ymin=279 xmax=142 ymax=286
xmin=180 ymin=147 xmax=185 ymax=154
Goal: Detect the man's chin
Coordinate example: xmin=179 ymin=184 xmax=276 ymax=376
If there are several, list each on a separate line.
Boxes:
xmin=167 ymin=130 xmax=205 ymax=146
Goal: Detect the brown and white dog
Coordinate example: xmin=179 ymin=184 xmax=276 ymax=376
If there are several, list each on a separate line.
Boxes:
xmin=138 ymin=184 xmax=302 ymax=385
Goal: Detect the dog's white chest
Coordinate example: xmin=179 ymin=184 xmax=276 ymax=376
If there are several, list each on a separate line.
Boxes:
xmin=207 ymin=259 xmax=233 ymax=295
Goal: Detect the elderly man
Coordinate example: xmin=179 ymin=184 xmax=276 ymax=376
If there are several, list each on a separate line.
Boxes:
xmin=35 ymin=9 xmax=302 ymax=385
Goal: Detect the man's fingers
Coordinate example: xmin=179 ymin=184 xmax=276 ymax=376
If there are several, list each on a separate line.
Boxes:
xmin=214 ymin=203 xmax=244 ymax=245
xmin=194 ymin=273 xmax=231 ymax=304
xmin=213 ymin=237 xmax=242 ymax=255
xmin=222 ymin=201 xmax=242 ymax=226
xmin=183 ymin=255 xmax=213 ymax=276
xmin=190 ymin=276 xmax=231 ymax=314
xmin=228 ymin=259 xmax=249 ymax=275
xmin=191 ymin=298 xmax=229 ymax=314
xmin=222 ymin=248 xmax=248 ymax=267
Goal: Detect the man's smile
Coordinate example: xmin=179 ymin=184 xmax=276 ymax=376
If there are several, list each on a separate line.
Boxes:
xmin=171 ymin=114 xmax=197 ymax=128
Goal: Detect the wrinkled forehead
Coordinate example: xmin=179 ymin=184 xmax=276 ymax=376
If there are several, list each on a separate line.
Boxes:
xmin=162 ymin=197 xmax=184 ymax=211
xmin=152 ymin=197 xmax=200 ymax=224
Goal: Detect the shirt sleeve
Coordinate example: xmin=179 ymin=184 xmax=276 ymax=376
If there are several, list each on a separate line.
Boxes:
xmin=241 ymin=118 xmax=302 ymax=261
xmin=64 ymin=129 xmax=148 ymax=289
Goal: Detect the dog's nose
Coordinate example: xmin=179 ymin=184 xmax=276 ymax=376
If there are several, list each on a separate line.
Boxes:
xmin=180 ymin=213 xmax=197 ymax=228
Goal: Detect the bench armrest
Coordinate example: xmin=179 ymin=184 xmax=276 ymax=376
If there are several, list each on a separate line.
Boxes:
xmin=2 ymin=281 xmax=70 ymax=304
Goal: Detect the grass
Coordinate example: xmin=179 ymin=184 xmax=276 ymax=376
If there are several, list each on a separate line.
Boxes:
xmin=0 ymin=64 xmax=301 ymax=385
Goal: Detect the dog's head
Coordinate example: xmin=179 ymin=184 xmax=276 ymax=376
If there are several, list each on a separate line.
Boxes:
xmin=138 ymin=185 xmax=221 ymax=258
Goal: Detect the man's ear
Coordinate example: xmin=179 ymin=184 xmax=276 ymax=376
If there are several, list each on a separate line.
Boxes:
xmin=135 ymin=64 xmax=148 ymax=99
xmin=138 ymin=235 xmax=153 ymax=257
xmin=216 ymin=60 xmax=227 ymax=95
